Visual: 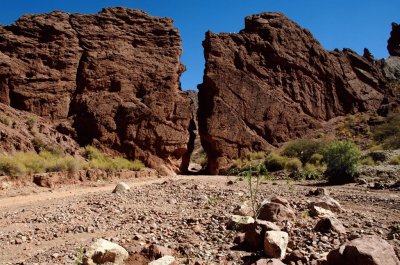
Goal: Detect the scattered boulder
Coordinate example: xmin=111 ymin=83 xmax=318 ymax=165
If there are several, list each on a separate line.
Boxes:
xmin=112 ymin=182 xmax=130 ymax=194
xmin=83 ymin=239 xmax=129 ymax=265
xmin=244 ymin=220 xmax=281 ymax=249
xmin=148 ymin=255 xmax=176 ymax=265
xmin=314 ymin=216 xmax=346 ymax=234
xmin=258 ymin=202 xmax=295 ymax=223
xmin=270 ymin=196 xmax=291 ymax=207
xmin=327 ymin=235 xmax=400 ymax=265
xmin=264 ymin=231 xmax=289 ymax=259
xmin=309 ymin=205 xmax=335 ymax=218
xmin=227 ymin=215 xmax=255 ymax=231
xmin=309 ymin=196 xmax=343 ymax=213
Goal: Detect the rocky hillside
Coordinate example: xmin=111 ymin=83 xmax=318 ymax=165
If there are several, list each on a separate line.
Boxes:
xmin=0 ymin=7 xmax=195 ymax=175
xmin=0 ymin=103 xmax=80 ymax=155
xmin=199 ymin=12 xmax=398 ymax=174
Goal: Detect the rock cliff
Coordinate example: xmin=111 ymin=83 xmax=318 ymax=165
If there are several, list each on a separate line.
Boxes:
xmin=0 ymin=8 xmax=194 ymax=175
xmin=199 ymin=12 xmax=389 ymax=174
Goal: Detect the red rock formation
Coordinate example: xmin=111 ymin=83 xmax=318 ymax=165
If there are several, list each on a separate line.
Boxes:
xmin=0 ymin=8 xmax=194 ymax=175
xmin=388 ymin=22 xmax=400 ymax=57
xmin=199 ymin=12 xmax=388 ymax=174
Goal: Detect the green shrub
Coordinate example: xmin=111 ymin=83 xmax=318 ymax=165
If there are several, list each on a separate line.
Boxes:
xmin=282 ymin=139 xmax=325 ymax=164
xmin=246 ymin=151 xmax=267 ymax=160
xmin=264 ymin=153 xmax=288 ymax=172
xmin=323 ymin=141 xmax=360 ymax=183
xmin=301 ymin=163 xmax=324 ymax=180
xmin=83 ymin=145 xmax=144 ymax=171
xmin=389 ymin=155 xmax=400 ymax=165
xmin=0 ymin=115 xmax=12 ymax=126
xmin=309 ymin=153 xmax=324 ymax=165
xmin=14 ymin=152 xmax=47 ymax=174
xmin=360 ymin=156 xmax=376 ymax=166
xmin=372 ymin=114 xmax=400 ymax=149
xmin=0 ymin=156 xmax=26 ymax=176
xmin=0 ymin=146 xmax=143 ymax=176
xmin=285 ymin=158 xmax=302 ymax=172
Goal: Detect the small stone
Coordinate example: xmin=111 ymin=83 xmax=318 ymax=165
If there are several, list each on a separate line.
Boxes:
xmin=314 ymin=217 xmax=346 ymax=234
xmin=309 ymin=205 xmax=335 ymax=218
xmin=226 ymin=215 xmax=255 ymax=231
xmin=112 ymin=182 xmax=130 ymax=194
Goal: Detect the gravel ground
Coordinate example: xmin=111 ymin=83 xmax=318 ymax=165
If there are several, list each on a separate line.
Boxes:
xmin=0 ymin=175 xmax=399 ymax=264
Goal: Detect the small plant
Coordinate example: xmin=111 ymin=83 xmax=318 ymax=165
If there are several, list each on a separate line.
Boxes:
xmin=287 ymin=179 xmax=295 ymax=190
xmin=237 ymin=163 xmax=270 ymax=218
xmin=309 ymin=153 xmax=324 ymax=165
xmin=246 ymin=151 xmax=267 ymax=160
xmin=26 ymin=116 xmax=37 ymax=131
xmin=0 ymin=115 xmax=12 ymax=126
xmin=301 ymin=163 xmax=324 ymax=180
xmin=74 ymin=246 xmax=85 ymax=265
xmin=285 ymin=158 xmax=302 ymax=172
xmin=205 ymin=195 xmax=222 ymax=206
xmin=360 ymin=156 xmax=376 ymax=166
xmin=389 ymin=155 xmax=400 ymax=165
xmin=264 ymin=153 xmax=288 ymax=172
xmin=372 ymin=114 xmax=400 ymax=149
xmin=323 ymin=140 xmax=360 ymax=184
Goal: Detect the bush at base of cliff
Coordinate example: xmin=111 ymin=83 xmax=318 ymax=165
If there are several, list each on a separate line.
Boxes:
xmin=83 ymin=146 xmax=144 ymax=172
xmin=282 ymin=139 xmax=326 ymax=164
xmin=323 ymin=141 xmax=360 ymax=184
xmin=372 ymin=114 xmax=400 ymax=149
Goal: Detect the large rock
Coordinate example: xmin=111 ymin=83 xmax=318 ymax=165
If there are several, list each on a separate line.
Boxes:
xmin=244 ymin=219 xmax=281 ymax=249
xmin=309 ymin=196 xmax=343 ymax=213
xmin=258 ymin=202 xmax=295 ymax=223
xmin=327 ymin=235 xmax=400 ymax=265
xmin=0 ymin=8 xmax=194 ymax=175
xmin=198 ymin=12 xmax=390 ymax=174
xmin=83 ymin=239 xmax=129 ymax=265
xmin=264 ymin=231 xmax=289 ymax=259
xmin=314 ymin=216 xmax=346 ymax=234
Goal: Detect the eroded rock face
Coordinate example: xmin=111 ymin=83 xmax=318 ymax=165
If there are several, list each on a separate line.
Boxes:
xmin=388 ymin=23 xmax=400 ymax=57
xmin=199 ymin=12 xmax=388 ymax=174
xmin=0 ymin=8 xmax=194 ymax=175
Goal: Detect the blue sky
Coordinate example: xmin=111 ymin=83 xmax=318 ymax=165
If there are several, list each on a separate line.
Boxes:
xmin=0 ymin=0 xmax=399 ymax=90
